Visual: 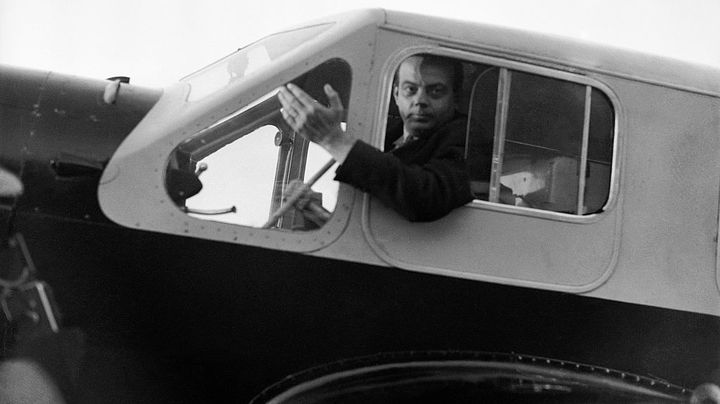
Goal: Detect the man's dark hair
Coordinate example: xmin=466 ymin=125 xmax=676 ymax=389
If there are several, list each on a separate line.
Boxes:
xmin=393 ymin=54 xmax=464 ymax=94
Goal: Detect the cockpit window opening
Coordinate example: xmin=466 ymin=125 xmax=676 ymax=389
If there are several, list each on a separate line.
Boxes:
xmin=382 ymin=52 xmax=615 ymax=217
xmin=166 ymin=59 xmax=351 ymax=230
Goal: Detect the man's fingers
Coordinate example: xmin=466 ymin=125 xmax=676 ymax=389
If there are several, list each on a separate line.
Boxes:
xmin=278 ymin=88 xmax=308 ymax=131
xmin=279 ymin=84 xmax=343 ymax=141
xmin=287 ymin=83 xmax=320 ymax=109
xmin=278 ymin=87 xmax=301 ymax=113
xmin=280 ymin=107 xmax=295 ymax=125
xmin=284 ymin=83 xmax=343 ymax=113
xmin=324 ymin=84 xmax=344 ymax=111
xmin=287 ymin=83 xmax=315 ymax=108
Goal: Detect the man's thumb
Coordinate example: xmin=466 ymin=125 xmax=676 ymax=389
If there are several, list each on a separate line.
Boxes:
xmin=324 ymin=84 xmax=344 ymax=111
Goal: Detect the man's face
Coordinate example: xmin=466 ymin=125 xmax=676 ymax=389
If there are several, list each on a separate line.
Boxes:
xmin=393 ymin=56 xmax=457 ymax=137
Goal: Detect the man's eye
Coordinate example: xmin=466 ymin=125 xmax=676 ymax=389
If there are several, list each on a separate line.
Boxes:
xmin=429 ymin=86 xmax=447 ymax=97
xmin=402 ymin=86 xmax=417 ymax=96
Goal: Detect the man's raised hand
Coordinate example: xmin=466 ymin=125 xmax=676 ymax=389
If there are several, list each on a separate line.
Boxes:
xmin=278 ymin=84 xmax=355 ymax=163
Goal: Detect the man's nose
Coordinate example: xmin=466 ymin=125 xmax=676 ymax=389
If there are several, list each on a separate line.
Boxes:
xmin=412 ymin=88 xmax=429 ymax=106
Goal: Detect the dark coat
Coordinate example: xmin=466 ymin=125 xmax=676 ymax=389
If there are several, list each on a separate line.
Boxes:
xmin=334 ymin=116 xmax=473 ymax=221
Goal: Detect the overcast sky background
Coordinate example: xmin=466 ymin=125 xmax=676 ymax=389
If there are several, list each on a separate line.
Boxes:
xmin=1 ymin=0 xmax=718 ymax=223
xmin=1 ymin=0 xmax=719 ymax=88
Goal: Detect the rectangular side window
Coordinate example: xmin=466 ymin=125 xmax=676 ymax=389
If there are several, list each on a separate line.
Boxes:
xmin=466 ymin=67 xmax=614 ymax=215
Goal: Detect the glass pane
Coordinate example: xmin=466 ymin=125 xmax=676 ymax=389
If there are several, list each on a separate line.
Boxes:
xmin=584 ymin=88 xmax=614 ymax=213
xmin=465 ymin=66 xmax=498 ymax=200
xmin=304 ymin=142 xmax=339 ymax=212
xmin=466 ymin=68 xmax=614 ymax=215
xmin=502 ymin=71 xmax=587 ymax=213
xmin=184 ymin=125 xmax=279 ymax=227
xmin=183 ymin=24 xmax=333 ymax=101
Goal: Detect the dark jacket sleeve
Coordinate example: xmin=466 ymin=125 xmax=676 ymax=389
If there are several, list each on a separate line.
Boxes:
xmin=334 ymin=122 xmax=473 ymax=222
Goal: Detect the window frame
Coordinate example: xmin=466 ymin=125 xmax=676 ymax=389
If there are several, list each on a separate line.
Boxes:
xmin=375 ymin=46 xmax=621 ymax=224
xmin=170 ymin=59 xmax=352 ymax=230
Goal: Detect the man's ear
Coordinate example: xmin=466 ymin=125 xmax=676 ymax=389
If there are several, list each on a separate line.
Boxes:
xmin=392 ymin=85 xmax=399 ymax=104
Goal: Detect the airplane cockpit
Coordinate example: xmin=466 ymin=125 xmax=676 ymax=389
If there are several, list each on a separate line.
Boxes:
xmin=164 ymin=52 xmax=614 ymax=231
xmin=97 ymin=8 xmax=718 ymax=318
xmin=96 ymin=8 xmax=627 ymax=297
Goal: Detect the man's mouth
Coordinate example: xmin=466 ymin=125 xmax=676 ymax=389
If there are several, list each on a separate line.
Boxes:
xmin=409 ymin=113 xmax=432 ymax=122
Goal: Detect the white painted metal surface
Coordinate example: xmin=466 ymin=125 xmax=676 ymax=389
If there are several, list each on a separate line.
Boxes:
xmin=99 ymin=9 xmax=720 ymax=316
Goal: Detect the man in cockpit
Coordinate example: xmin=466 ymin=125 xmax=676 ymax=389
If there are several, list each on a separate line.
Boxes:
xmin=278 ymin=54 xmax=473 ymax=222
